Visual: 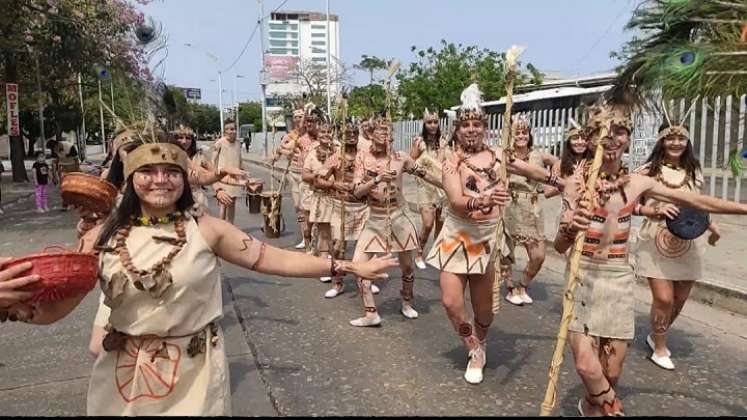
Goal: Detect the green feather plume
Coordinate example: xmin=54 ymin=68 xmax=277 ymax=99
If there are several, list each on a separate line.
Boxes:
xmin=610 ymin=0 xmax=747 ymax=107
xmin=728 ymin=147 xmax=747 ymax=177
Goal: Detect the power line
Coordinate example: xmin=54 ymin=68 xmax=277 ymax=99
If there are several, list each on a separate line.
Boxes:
xmin=219 ymin=0 xmax=290 ymax=74
xmin=572 ymin=0 xmax=633 ymax=75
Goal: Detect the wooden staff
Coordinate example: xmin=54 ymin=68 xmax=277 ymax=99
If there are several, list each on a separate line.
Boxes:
xmin=383 ymin=60 xmax=401 ymax=253
xmin=491 ymin=45 xmax=526 ymax=314
xmin=539 ymin=116 xmax=610 ymax=416
xmin=336 ymin=95 xmax=349 ymax=257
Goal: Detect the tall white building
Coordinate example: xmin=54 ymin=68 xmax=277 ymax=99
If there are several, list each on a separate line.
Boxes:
xmin=263 ymin=10 xmax=341 ymax=111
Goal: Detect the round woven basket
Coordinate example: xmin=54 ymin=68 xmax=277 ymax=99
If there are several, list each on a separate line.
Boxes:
xmin=0 ymin=246 xmax=98 ymax=304
xmin=61 ymin=172 xmax=118 ymax=214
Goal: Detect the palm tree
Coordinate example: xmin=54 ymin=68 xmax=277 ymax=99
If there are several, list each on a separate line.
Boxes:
xmin=354 ymin=54 xmax=387 ymax=85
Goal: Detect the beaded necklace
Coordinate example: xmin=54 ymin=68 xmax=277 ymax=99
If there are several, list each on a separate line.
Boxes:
xmin=459 ymin=147 xmax=498 ymax=182
xmin=115 ymin=214 xmax=187 ymax=297
xmin=130 ymin=211 xmax=183 ymax=227
xmin=656 ymin=162 xmax=691 ymax=189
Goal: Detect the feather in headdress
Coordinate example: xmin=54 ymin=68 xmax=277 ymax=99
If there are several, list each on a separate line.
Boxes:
xmin=610 ymin=0 xmax=747 ymax=107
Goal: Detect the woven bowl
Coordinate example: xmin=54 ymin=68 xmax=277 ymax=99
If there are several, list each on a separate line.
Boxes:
xmin=0 ymin=246 xmax=98 ymax=304
xmin=61 ymin=172 xmax=118 ymax=214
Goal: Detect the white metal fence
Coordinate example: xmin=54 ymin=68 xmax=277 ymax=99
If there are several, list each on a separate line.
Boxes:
xmin=393 ymin=95 xmax=747 ymax=203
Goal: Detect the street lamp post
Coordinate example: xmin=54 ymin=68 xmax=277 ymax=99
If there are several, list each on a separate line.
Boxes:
xmin=235 ymin=74 xmax=245 ymax=137
xmin=258 ymin=0 xmax=268 ymax=157
xmin=184 ymin=43 xmax=224 ymax=136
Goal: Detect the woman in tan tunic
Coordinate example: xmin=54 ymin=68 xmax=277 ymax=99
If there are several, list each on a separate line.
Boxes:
xmin=7 ymin=142 xmax=396 ymax=416
xmin=500 ymin=115 xmax=559 ymax=306
xmin=634 ymin=122 xmax=721 ymax=371
xmin=409 ymin=109 xmax=451 ymax=269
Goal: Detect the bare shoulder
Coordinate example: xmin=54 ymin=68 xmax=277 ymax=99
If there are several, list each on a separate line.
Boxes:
xmin=196 ymin=214 xmax=230 ymax=246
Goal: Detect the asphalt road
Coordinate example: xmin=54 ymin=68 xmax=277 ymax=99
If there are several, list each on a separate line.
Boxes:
xmin=1 ymin=167 xmax=746 ymax=416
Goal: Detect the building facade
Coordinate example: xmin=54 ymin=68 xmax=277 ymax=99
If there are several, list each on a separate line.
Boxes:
xmin=264 ymin=10 xmax=341 ymax=111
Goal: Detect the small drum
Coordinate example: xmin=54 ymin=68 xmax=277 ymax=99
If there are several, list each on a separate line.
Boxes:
xmin=666 ymin=206 xmax=710 ymax=240
xmin=260 ymin=191 xmax=284 ymax=238
xmin=246 ymin=179 xmax=264 ymax=214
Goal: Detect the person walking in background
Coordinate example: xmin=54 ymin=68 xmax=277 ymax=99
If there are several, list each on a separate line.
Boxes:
xmin=32 ymin=151 xmax=50 ymax=213
xmin=0 ymin=159 xmax=5 ymax=215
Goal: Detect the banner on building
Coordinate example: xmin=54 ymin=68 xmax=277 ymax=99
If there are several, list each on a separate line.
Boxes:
xmin=5 ymin=83 xmax=20 ymax=136
xmin=264 ymin=55 xmax=299 ymax=82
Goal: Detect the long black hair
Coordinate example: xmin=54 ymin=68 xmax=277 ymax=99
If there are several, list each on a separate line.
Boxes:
xmin=420 ymin=118 xmax=442 ymax=150
xmin=644 ymin=123 xmax=701 ymax=185
xmin=105 ymin=141 xmax=143 ymax=190
xmin=559 ymin=130 xmax=593 ymax=177
xmin=95 ymin=169 xmax=195 ymax=249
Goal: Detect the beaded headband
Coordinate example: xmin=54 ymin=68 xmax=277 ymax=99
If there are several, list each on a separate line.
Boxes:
xmin=657 ymin=126 xmax=690 ymax=142
xmin=124 ymin=142 xmax=190 ymax=179
xmin=423 ymin=108 xmax=438 ymax=121
xmin=293 ymin=109 xmax=305 ymax=118
xmin=511 ymin=113 xmax=531 ymax=132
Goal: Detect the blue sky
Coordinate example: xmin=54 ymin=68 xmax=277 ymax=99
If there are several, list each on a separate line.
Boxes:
xmin=142 ymin=0 xmax=639 ymax=106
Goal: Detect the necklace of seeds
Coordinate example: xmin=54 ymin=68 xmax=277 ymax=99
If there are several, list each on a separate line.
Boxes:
xmin=656 ymin=164 xmax=691 ymax=189
xmin=114 ymin=214 xmax=187 ymax=298
xmin=460 ymin=146 xmax=498 ymax=182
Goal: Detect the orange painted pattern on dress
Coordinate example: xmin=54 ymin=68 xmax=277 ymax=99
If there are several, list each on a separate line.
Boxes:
xmin=115 ymin=337 xmax=181 ymax=403
xmin=438 ymin=231 xmax=487 ymax=257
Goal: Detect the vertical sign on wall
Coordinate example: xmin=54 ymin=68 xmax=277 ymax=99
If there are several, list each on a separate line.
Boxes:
xmin=6 ymin=83 xmax=20 ymax=136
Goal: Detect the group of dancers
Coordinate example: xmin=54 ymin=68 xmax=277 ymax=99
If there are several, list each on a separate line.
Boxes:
xmin=1 ymin=82 xmax=746 ymax=416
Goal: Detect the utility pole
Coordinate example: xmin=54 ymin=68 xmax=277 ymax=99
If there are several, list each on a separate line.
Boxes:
xmin=258 ymin=0 xmax=268 ymax=157
xmin=326 ymin=0 xmax=332 ymax=118
xmin=34 ymin=54 xmax=45 ymax=153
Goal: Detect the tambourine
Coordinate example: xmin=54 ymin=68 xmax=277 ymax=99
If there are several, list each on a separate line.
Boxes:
xmin=666 ymin=206 xmax=710 ymax=240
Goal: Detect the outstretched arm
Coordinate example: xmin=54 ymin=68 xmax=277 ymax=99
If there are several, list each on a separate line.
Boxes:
xmin=639 ymin=174 xmax=747 ymax=215
xmin=505 ymin=153 xmax=564 ymax=191
xmin=403 ymin=154 xmax=442 ymax=189
xmin=201 ymin=215 xmax=397 ymax=279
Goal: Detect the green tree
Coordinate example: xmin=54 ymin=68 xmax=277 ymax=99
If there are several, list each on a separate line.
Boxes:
xmin=395 ymin=40 xmax=538 ymax=117
xmin=189 ymin=104 xmax=220 ymax=135
xmin=237 ymin=101 xmax=262 ymax=132
xmin=348 ymin=84 xmax=387 ymax=119
xmin=354 ymin=54 xmax=387 ymax=84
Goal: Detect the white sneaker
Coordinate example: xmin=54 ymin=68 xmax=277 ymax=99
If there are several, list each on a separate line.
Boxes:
xmin=414 ymin=255 xmax=427 ymax=270
xmin=319 ymin=276 xmax=332 ymax=283
xmin=646 ymin=334 xmax=671 ymax=357
xmin=295 ymin=240 xmax=306 ymax=249
xmin=519 ymin=290 xmax=533 ymax=304
xmin=401 ymin=305 xmax=419 ymax=319
xmin=36 ymin=208 xmax=44 ymax=214
xmin=649 ymin=352 xmax=675 ymax=370
xmin=505 ymin=292 xmax=524 ymax=306
xmin=324 ymin=287 xmax=344 ymax=298
xmin=349 ymin=314 xmax=381 ymax=327
xmin=0 ymin=208 xmax=4 ymax=215
xmin=371 ymin=284 xmax=380 ymax=295
xmin=464 ymin=346 xmax=486 ymax=384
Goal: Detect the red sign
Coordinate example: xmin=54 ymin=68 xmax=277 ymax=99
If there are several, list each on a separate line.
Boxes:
xmin=265 ymin=55 xmax=299 ymax=82
xmin=5 ymin=83 xmax=19 ymax=136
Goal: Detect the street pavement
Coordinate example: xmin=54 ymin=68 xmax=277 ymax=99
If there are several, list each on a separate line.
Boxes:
xmin=0 ymin=163 xmax=746 ymax=416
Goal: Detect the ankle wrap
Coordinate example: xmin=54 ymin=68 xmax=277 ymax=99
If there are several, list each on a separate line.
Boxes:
xmin=400 ymin=273 xmax=415 ymax=301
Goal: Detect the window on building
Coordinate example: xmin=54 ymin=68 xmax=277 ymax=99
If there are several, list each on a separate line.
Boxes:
xmin=269 ymin=31 xmax=288 ymax=39
xmin=311 ymin=47 xmax=326 ymax=54
xmin=311 ymin=33 xmax=326 ymax=38
xmin=269 ymin=48 xmax=290 ymax=55
xmin=311 ymin=40 xmax=326 ymax=46
xmin=291 ymin=49 xmax=299 ymax=55
xmin=269 ymin=40 xmax=288 ymax=47
xmin=312 ymin=57 xmax=326 ymax=63
xmin=269 ymin=23 xmax=287 ymax=30
xmin=311 ymin=24 xmax=326 ymax=29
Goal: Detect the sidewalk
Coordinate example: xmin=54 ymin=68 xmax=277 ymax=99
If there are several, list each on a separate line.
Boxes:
xmin=242 ymin=148 xmax=747 ymax=316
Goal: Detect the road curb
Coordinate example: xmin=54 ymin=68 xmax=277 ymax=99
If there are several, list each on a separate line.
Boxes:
xmin=244 ymin=156 xmax=747 ymax=316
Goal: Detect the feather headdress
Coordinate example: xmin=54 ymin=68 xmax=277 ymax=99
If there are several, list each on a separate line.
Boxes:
xmin=457 ymin=83 xmax=486 ymax=122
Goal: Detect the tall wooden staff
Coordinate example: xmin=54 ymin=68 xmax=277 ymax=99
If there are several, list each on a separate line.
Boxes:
xmin=383 ymin=60 xmax=401 ymax=253
xmin=539 ymin=110 xmax=610 ymax=416
xmin=491 ymin=45 xmax=526 ymax=314
xmin=336 ymin=95 xmax=349 ymax=257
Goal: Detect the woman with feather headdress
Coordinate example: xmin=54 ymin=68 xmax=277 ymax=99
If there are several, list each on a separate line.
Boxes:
xmin=409 ymin=109 xmax=453 ymax=270
xmin=426 ymin=84 xmax=561 ymax=384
